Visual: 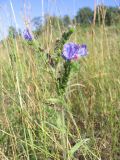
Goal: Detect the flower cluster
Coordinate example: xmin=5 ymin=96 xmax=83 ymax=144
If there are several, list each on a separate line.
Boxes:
xmin=23 ymin=28 xmax=33 ymax=41
xmin=62 ymin=42 xmax=88 ymax=61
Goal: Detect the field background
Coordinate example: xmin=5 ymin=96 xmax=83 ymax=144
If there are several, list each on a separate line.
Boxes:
xmin=0 ymin=0 xmax=120 ymax=160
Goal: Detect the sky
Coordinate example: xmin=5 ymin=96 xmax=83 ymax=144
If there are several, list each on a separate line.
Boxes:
xmin=0 ymin=0 xmax=119 ymax=39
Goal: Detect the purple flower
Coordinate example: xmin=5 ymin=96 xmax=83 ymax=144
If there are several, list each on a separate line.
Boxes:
xmin=62 ymin=42 xmax=88 ymax=61
xmin=23 ymin=28 xmax=33 ymax=41
xmin=78 ymin=44 xmax=88 ymax=57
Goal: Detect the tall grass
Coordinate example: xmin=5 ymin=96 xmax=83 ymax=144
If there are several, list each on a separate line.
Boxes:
xmin=0 ymin=3 xmax=120 ymax=160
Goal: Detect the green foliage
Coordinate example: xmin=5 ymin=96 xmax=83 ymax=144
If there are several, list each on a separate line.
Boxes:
xmin=32 ymin=6 xmax=120 ymax=38
xmin=45 ymin=15 xmax=63 ymax=29
xmin=8 ymin=26 xmax=18 ymax=39
xmin=63 ymin=15 xmax=71 ymax=27
xmin=96 ymin=5 xmax=120 ymax=26
xmin=105 ymin=7 xmax=120 ymax=25
xmin=57 ymin=61 xmax=72 ymax=94
xmin=75 ymin=7 xmax=93 ymax=25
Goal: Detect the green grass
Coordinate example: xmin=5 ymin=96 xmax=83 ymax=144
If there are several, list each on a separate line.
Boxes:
xmin=0 ymin=25 xmax=120 ymax=160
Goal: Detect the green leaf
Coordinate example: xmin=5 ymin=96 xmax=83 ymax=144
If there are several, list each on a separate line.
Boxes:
xmin=68 ymin=139 xmax=89 ymax=158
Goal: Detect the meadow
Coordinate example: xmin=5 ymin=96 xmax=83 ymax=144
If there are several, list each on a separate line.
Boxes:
xmin=0 ymin=7 xmax=120 ymax=160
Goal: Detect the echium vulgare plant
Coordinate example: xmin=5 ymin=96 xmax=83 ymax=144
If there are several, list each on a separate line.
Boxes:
xmin=54 ymin=28 xmax=75 ymax=64
xmin=53 ymin=28 xmax=88 ymax=95
xmin=23 ymin=27 xmax=88 ymax=95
